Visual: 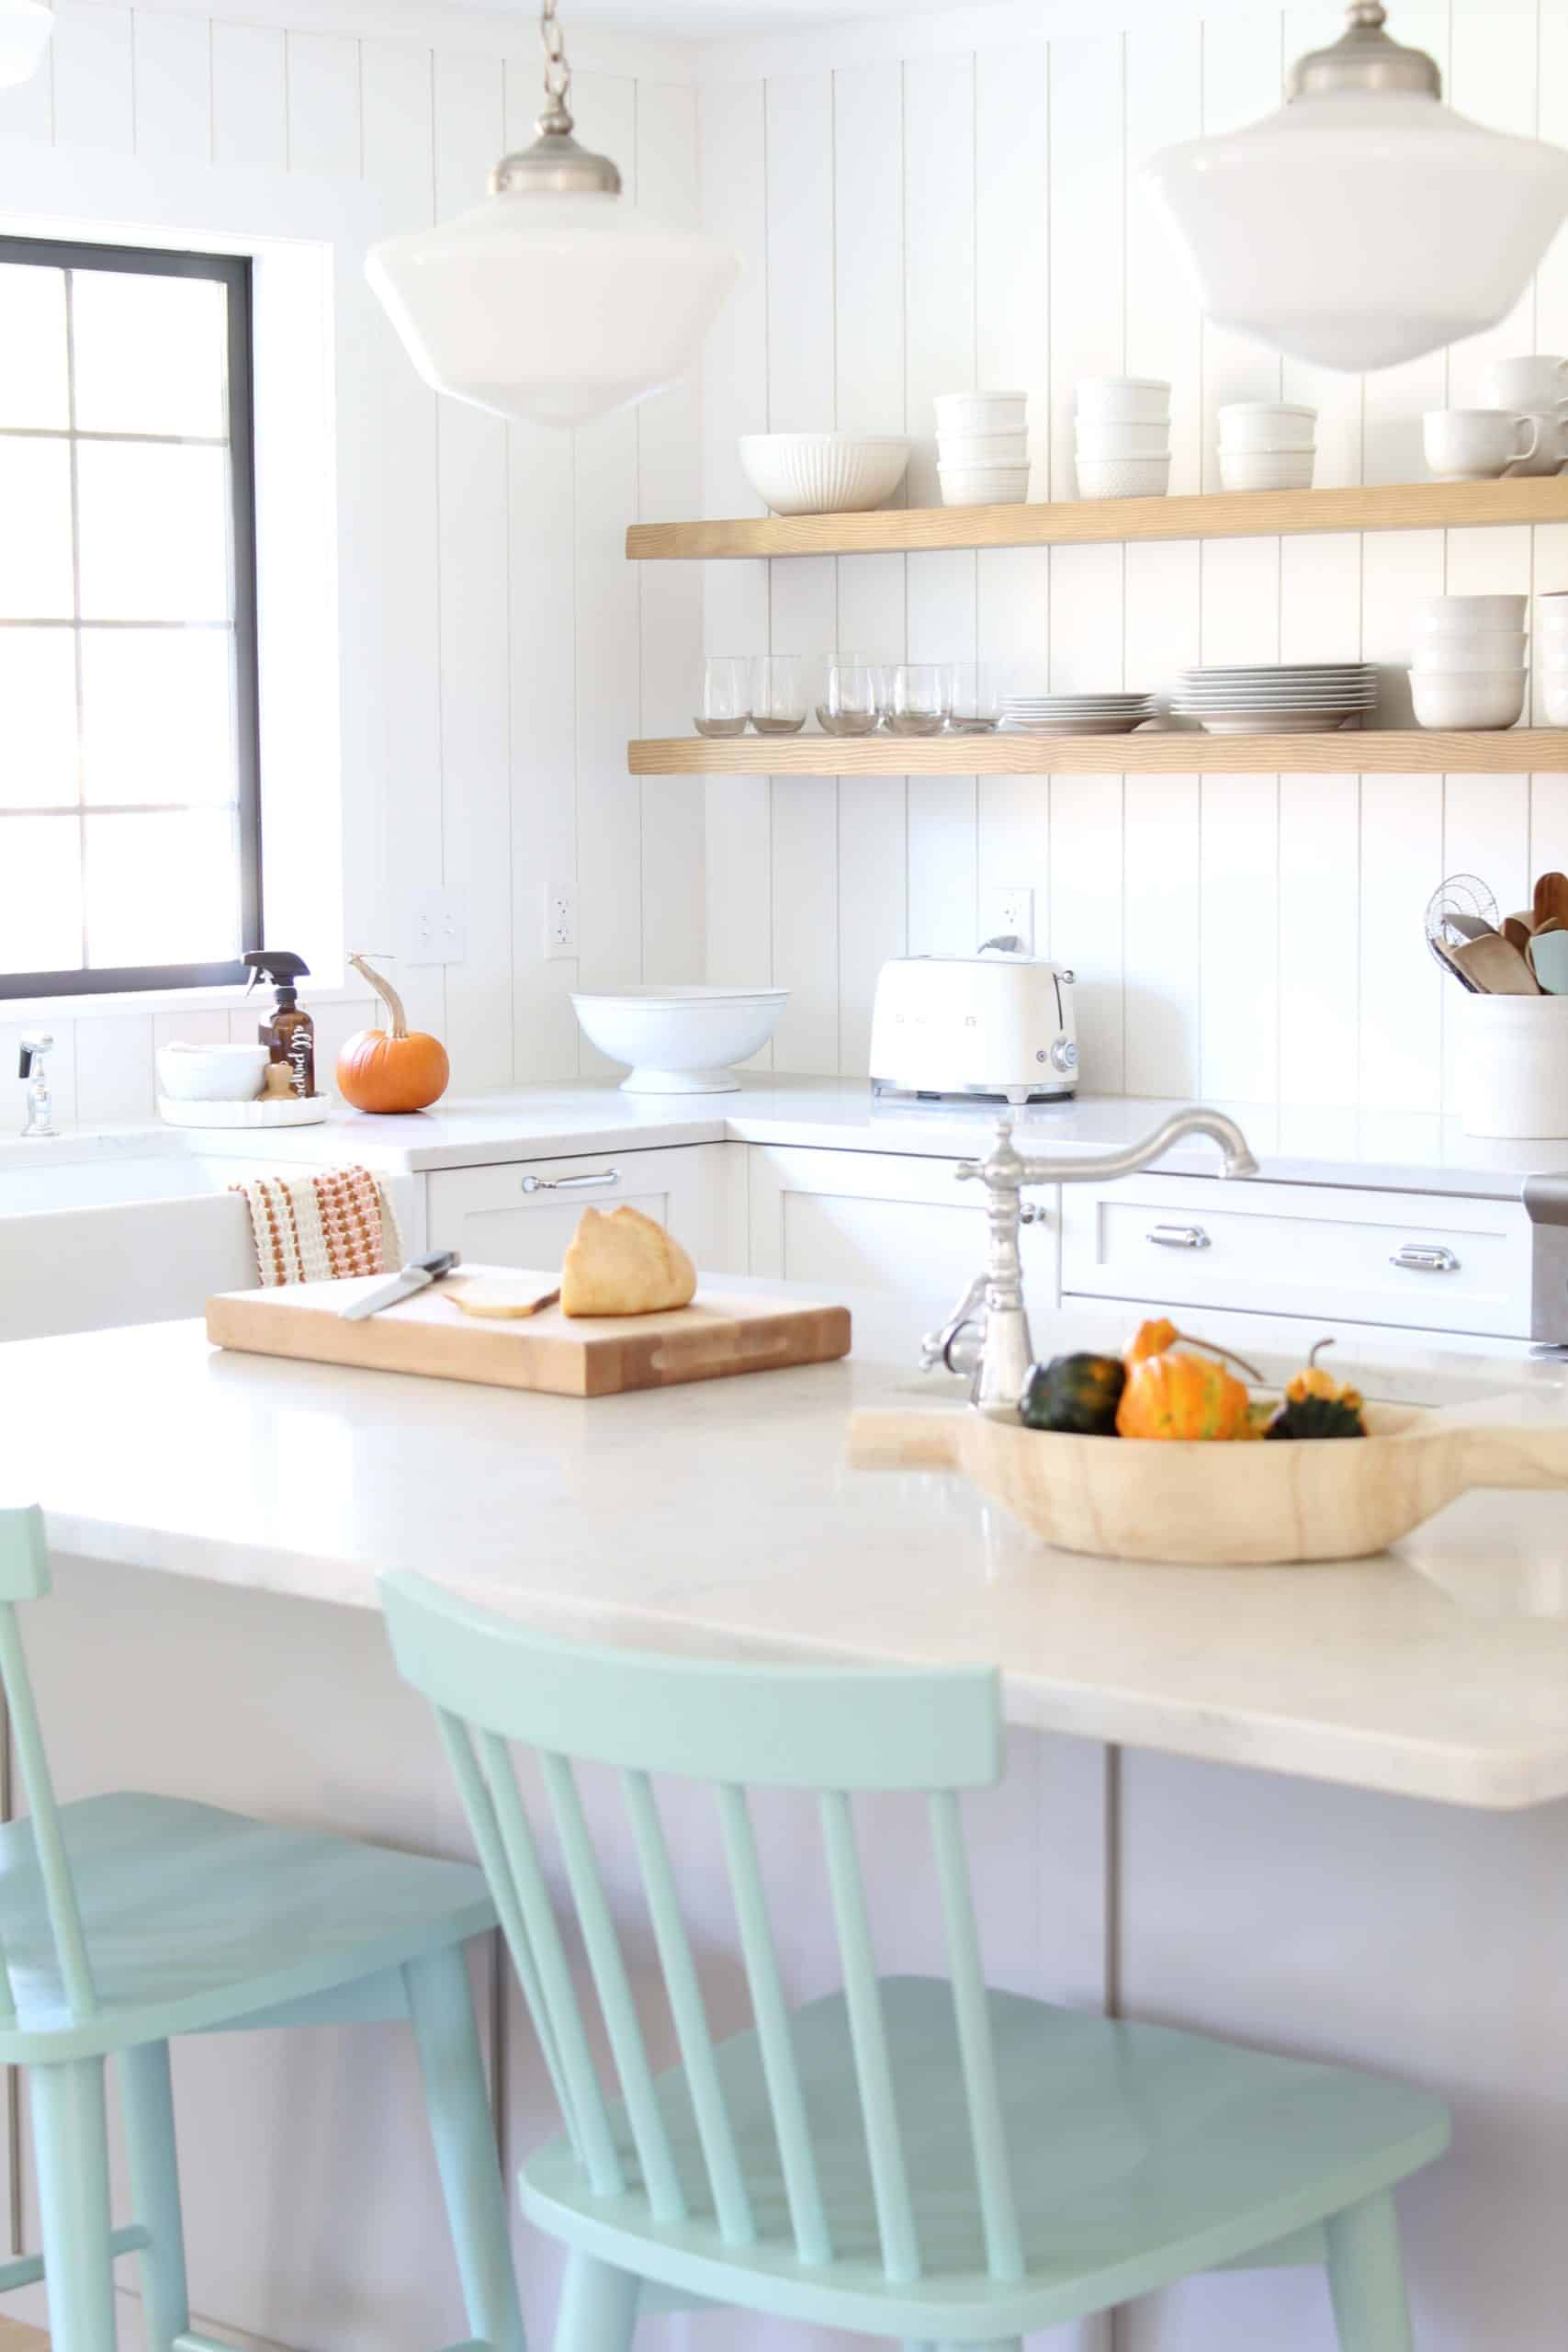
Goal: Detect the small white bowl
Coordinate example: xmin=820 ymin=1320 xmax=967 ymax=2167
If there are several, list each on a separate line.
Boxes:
xmin=1217 ymin=402 xmax=1317 ymax=451
xmin=934 ymin=391 xmax=1026 ymax=435
xmin=1218 ymin=449 xmax=1315 ymax=492
xmin=1075 ymin=455 xmax=1171 ymax=501
xmin=739 ymin=434 xmax=910 ymax=516
xmin=938 ymin=430 xmax=1028 ymax=466
xmin=1411 ymin=628 xmax=1529 ymax=671
xmin=571 ymin=985 xmax=790 ymax=1094
xmin=1409 ymin=669 xmax=1529 ymax=730
xmin=1413 ymin=594 xmax=1528 ymax=631
xmin=1076 ymin=376 xmax=1171 ymax=423
xmin=939 ymin=464 xmax=1031 ymax=506
xmin=155 ymin=1042 xmax=271 ymax=1102
xmin=1074 ymin=421 xmax=1171 ymax=458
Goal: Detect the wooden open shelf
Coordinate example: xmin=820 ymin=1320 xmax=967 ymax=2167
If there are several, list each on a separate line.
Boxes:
xmin=628 ymin=729 xmax=1568 ymax=776
xmin=626 ymin=476 xmax=1568 ymax=561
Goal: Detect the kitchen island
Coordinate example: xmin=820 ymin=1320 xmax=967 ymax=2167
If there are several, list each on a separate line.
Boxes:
xmin=6 ymin=1303 xmax=1568 ymax=2352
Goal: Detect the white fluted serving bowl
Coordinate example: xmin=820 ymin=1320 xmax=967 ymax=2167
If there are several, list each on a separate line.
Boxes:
xmin=739 ymin=435 xmax=910 ymax=516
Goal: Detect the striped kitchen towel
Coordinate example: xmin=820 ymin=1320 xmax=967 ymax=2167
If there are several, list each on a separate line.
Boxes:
xmin=232 ymin=1165 xmax=405 ymax=1287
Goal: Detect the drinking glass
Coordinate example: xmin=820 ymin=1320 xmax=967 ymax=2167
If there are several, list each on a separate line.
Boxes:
xmin=889 ymin=663 xmax=949 ymax=736
xmin=817 ymin=653 xmax=880 ymax=736
xmin=946 ymin=662 xmax=1002 ymax=732
xmin=694 ymin=655 xmax=751 ymax=738
xmin=750 ymin=655 xmax=807 ymax=735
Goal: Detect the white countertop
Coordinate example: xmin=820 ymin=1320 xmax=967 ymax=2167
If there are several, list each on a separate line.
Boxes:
xmin=15 ymin=1296 xmax=1568 ymax=1812
xmin=19 ymin=1080 xmax=1566 ymax=1202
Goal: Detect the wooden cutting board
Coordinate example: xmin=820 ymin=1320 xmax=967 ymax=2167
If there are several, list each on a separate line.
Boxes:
xmin=207 ymin=1267 xmax=852 ymax=1397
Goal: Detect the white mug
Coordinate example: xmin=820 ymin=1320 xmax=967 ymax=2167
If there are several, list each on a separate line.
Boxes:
xmin=1482 ymin=355 xmax=1568 ymax=409
xmin=1423 ymin=407 xmax=1540 ymax=481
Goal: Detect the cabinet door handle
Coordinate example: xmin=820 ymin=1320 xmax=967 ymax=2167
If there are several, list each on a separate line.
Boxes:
xmin=1390 ymin=1242 xmax=1460 ymax=1273
xmin=1147 ymin=1223 xmax=1211 ymax=1250
xmin=520 ymin=1166 xmax=621 ymax=1194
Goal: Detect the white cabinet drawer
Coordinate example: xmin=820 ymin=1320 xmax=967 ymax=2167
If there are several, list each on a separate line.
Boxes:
xmin=1060 ymin=1174 xmax=1531 ymax=1339
xmin=425 ymin=1143 xmax=743 ymax=1273
xmin=748 ymin=1144 xmax=1058 ymax=1330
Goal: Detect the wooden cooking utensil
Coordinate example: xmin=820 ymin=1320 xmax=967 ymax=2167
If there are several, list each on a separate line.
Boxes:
xmin=1451 ymin=932 xmax=1542 ymax=994
xmin=1431 ymin=935 xmax=1482 ymax=991
xmin=1504 ymin=912 xmax=1535 ymax=954
xmin=1533 ymin=871 xmax=1568 ymax=931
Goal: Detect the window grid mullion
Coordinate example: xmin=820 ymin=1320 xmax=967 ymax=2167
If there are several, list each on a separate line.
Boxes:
xmin=62 ymin=268 xmax=89 ymax=976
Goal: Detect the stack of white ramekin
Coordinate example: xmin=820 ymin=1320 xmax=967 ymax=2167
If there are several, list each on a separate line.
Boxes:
xmin=1539 ymin=594 xmax=1568 ymax=724
xmin=1409 ymin=594 xmax=1529 ymax=730
xmin=935 ymin=391 xmax=1030 ymax=506
xmin=1217 ymin=402 xmax=1317 ymax=491
xmin=1075 ymin=377 xmax=1170 ymax=499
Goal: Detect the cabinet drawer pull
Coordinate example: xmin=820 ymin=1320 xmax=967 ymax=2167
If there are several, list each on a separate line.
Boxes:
xmin=1390 ymin=1242 xmax=1460 ymax=1273
xmin=520 ymin=1166 xmax=621 ymax=1194
xmin=1147 ymin=1223 xmax=1211 ymax=1250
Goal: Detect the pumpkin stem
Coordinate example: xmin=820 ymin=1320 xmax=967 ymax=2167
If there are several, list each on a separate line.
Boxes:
xmin=1308 ymin=1336 xmax=1336 ymax=1370
xmin=1172 ymin=1329 xmax=1265 ymax=1386
xmin=349 ymin=952 xmax=409 ymax=1040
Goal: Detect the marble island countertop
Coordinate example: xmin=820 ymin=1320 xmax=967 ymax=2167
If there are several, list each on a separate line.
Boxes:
xmin=12 ymin=1292 xmax=1568 ymax=1813
xmin=12 ymin=1078 xmax=1567 ymax=1202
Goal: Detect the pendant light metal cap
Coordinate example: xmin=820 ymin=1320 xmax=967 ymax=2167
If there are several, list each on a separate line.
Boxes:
xmin=491 ymin=119 xmax=622 ymax=198
xmin=1288 ymin=2 xmax=1441 ymax=101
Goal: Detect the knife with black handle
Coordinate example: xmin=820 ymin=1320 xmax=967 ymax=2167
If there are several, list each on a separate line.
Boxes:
xmin=340 ymin=1250 xmax=460 ymax=1321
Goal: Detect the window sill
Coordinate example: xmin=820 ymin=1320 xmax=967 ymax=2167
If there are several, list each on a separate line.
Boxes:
xmin=1 ymin=980 xmax=367 ymax=1023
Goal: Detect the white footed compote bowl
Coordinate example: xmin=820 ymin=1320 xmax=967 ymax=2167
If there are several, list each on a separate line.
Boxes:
xmin=570 ymin=985 xmax=789 ymax=1093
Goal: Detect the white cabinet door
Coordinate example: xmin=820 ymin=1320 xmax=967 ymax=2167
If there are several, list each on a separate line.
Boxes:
xmin=425 ymin=1143 xmax=744 ymax=1272
xmin=1060 ymin=1173 xmax=1532 ymax=1339
xmin=748 ymin=1143 xmax=1059 ymax=1330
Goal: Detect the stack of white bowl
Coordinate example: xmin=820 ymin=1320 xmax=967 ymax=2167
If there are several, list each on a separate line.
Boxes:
xmin=935 ymin=392 xmax=1030 ymax=506
xmin=1218 ymin=402 xmax=1317 ymax=491
xmin=1540 ymin=594 xmax=1568 ymax=724
xmin=1409 ymin=594 xmax=1528 ymax=730
xmin=1075 ymin=378 xmax=1170 ymax=500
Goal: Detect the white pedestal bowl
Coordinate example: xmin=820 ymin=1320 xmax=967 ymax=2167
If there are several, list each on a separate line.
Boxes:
xmin=571 ymin=986 xmax=789 ymax=1093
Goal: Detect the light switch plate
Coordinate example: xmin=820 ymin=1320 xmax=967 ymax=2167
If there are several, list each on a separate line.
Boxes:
xmin=980 ymin=885 xmax=1035 ymax=955
xmin=404 ymin=888 xmax=467 ymax=966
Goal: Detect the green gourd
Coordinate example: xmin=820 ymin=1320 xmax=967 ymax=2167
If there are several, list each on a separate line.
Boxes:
xmin=1265 ymin=1340 xmax=1368 ymax=1442
xmin=1020 ymin=1351 xmax=1126 ymax=1437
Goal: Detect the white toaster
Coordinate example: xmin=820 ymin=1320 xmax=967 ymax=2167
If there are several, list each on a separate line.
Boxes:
xmin=869 ymin=952 xmax=1079 ymax=1104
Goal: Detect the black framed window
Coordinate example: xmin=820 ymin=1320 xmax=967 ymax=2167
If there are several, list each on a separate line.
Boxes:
xmin=0 ymin=236 xmax=261 ymax=1000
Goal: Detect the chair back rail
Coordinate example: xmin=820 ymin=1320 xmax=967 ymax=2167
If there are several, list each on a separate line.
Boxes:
xmin=381 ymin=1570 xmax=1010 ymax=2290
xmin=0 ymin=1508 xmax=96 ymax=2020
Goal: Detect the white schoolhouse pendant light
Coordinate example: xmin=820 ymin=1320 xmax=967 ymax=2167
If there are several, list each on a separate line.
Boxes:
xmin=366 ymin=0 xmax=739 ymax=429
xmin=1144 ymin=1 xmax=1568 ymax=373
xmin=0 ymin=0 xmax=52 ymax=88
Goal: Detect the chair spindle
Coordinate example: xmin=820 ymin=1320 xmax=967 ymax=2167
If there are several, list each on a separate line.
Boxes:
xmin=928 ymin=1791 xmax=1024 ymax=2282
xmin=0 ymin=1602 xmax=96 ymax=2020
xmin=819 ymin=1789 xmax=921 ymax=2284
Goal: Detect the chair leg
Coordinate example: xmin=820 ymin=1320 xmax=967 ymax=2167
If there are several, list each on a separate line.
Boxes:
xmin=1325 ymin=2190 xmax=1415 ymax=2352
xmin=554 ymin=2252 xmax=640 ymax=2352
xmin=28 ymin=2058 xmax=118 ymax=2352
xmin=403 ymin=1944 xmax=527 ymax=2352
xmin=118 ymin=2041 xmax=192 ymax=2351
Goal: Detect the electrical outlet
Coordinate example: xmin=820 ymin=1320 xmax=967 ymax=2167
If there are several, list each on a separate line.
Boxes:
xmin=545 ymin=881 xmax=578 ymax=959
xmin=404 ymin=888 xmax=467 ymax=966
xmin=980 ymin=885 xmax=1034 ymax=955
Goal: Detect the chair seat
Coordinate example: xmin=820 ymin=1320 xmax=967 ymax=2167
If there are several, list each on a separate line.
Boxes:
xmin=521 ymin=1976 xmax=1450 ymax=2339
xmin=0 ymin=1792 xmax=495 ymax=2062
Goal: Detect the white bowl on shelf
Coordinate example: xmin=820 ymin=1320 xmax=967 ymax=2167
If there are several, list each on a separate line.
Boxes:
xmin=1074 ymin=421 xmax=1170 ymax=458
xmin=155 ymin=1042 xmax=270 ymax=1102
xmin=1217 ymin=401 xmax=1317 ymax=450
xmin=1076 ymin=376 xmax=1170 ymax=423
xmin=571 ymin=985 xmax=790 ymax=1094
xmin=934 ymin=390 xmax=1026 ymax=435
xmin=939 ymin=464 xmax=1031 ymax=506
xmin=938 ymin=430 xmax=1028 ymax=466
xmin=1413 ymin=594 xmax=1528 ymax=631
xmin=1411 ymin=629 xmax=1529 ymax=671
xmin=1075 ymin=455 xmax=1171 ymax=500
xmin=739 ymin=434 xmax=910 ymax=516
xmin=1217 ymin=448 xmax=1315 ymax=492
xmin=1409 ymin=669 xmax=1529 ymax=730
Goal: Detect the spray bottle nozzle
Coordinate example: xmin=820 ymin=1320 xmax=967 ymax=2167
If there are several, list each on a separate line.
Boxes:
xmin=243 ymin=949 xmax=310 ymax=998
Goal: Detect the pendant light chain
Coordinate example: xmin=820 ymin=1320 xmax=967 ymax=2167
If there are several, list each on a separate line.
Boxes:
xmin=538 ymin=0 xmax=573 ymax=134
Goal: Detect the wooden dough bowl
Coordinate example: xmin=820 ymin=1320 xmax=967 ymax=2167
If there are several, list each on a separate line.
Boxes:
xmin=849 ymin=1401 xmax=1568 ymax=1566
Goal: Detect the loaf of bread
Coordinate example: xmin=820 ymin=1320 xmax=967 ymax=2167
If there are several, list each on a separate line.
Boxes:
xmin=560 ymin=1205 xmax=697 ymax=1317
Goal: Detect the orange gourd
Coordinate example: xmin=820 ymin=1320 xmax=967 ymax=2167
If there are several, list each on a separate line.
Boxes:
xmin=1116 ymin=1349 xmax=1252 ymax=1442
xmin=337 ymin=954 xmax=450 ymax=1114
xmin=1126 ymin=1317 xmax=1179 ymax=1364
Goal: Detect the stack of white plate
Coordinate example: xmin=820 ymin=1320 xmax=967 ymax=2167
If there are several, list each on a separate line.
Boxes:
xmin=1001 ymin=691 xmax=1156 ymax=737
xmin=1171 ymin=664 xmax=1378 ymax=735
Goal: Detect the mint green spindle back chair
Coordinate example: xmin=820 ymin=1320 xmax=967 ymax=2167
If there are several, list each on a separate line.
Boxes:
xmin=383 ymin=1569 xmax=1450 ymax=2352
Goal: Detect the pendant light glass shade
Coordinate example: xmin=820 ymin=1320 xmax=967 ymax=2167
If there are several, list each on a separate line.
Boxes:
xmin=367 ymin=181 xmax=739 ymax=428
xmin=0 ymin=0 xmax=52 ymax=88
xmin=1145 ymin=4 xmax=1568 ymax=373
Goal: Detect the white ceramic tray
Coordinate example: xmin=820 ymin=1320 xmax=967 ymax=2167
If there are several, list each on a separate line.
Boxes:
xmin=157 ymin=1093 xmax=329 ymax=1129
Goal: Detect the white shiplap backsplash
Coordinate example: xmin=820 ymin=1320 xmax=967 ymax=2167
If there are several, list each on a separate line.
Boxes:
xmin=699 ymin=0 xmax=1568 ymax=1115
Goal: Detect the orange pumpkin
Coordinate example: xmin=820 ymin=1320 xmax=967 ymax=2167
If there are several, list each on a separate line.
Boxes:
xmin=337 ymin=954 xmax=450 ymax=1114
xmin=1126 ymin=1317 xmax=1179 ymax=1364
xmin=1116 ymin=1349 xmax=1252 ymax=1442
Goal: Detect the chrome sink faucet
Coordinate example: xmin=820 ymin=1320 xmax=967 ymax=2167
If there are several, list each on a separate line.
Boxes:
xmin=919 ymin=1106 xmax=1259 ymax=1412
xmin=18 ymin=1036 xmax=57 ymax=1138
